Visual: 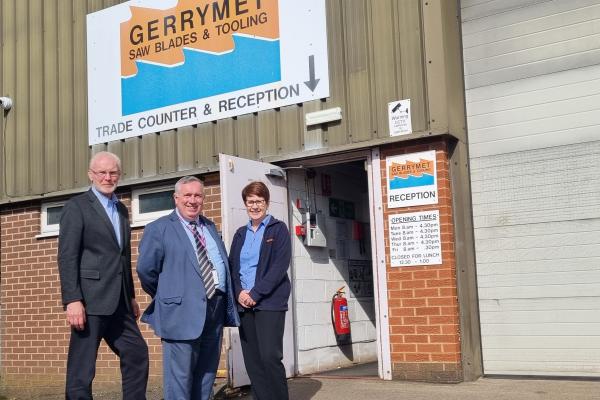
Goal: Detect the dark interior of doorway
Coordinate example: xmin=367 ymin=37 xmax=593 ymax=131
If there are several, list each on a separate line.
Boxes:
xmin=307 ymin=160 xmax=378 ymax=378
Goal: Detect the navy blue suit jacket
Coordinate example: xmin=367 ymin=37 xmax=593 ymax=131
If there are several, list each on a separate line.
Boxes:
xmin=137 ymin=211 xmax=240 ymax=340
xmin=229 ymin=217 xmax=291 ymax=312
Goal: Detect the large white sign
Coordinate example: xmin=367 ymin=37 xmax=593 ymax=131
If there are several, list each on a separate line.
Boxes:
xmin=389 ymin=210 xmax=442 ymax=267
xmin=87 ymin=0 xmax=329 ymax=145
xmin=386 ymin=150 xmax=438 ymax=208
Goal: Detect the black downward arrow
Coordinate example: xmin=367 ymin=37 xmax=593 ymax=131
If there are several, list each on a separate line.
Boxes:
xmin=304 ymin=55 xmax=320 ymax=92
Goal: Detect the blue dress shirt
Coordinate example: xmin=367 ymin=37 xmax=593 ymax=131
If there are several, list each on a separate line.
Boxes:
xmin=240 ymin=214 xmax=271 ymax=291
xmin=175 ymin=209 xmax=226 ymax=292
xmin=91 ymin=186 xmax=121 ymax=247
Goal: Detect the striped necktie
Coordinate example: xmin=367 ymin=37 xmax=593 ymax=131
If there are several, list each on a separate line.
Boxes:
xmin=189 ymin=221 xmax=216 ymax=299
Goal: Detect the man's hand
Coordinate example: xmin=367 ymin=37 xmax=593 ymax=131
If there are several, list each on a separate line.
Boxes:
xmin=66 ymin=301 xmax=86 ymax=331
xmin=238 ymin=290 xmax=256 ymax=308
xmin=131 ymin=298 xmax=141 ymax=320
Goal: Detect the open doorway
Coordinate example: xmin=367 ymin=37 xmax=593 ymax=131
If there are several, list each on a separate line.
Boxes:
xmin=220 ymin=153 xmax=388 ymax=386
xmin=287 ymin=160 xmax=378 ymax=377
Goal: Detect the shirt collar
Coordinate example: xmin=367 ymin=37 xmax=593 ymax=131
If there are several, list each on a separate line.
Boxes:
xmin=175 ymin=208 xmax=200 ymax=225
xmin=91 ymin=186 xmax=118 ymax=208
xmin=246 ymin=214 xmax=271 ymax=230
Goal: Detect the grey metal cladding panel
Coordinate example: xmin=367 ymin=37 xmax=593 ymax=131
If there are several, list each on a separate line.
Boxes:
xmin=257 ymin=109 xmax=278 ymax=157
xmin=343 ymin=0 xmax=373 ymax=143
xmin=462 ymin=0 xmax=599 ymax=32
xmin=462 ymin=0 xmax=600 ymax=88
xmin=73 ymin=0 xmax=90 ymax=188
xmin=371 ymin=0 xmax=398 ymax=139
xmin=15 ymin=0 xmax=29 ymax=196
xmin=463 ymin=4 xmax=600 ymax=53
xmin=194 ymin=123 xmax=216 ymax=168
xmin=158 ymin=130 xmax=177 ymax=175
xmin=141 ymin=134 xmax=158 ymax=177
xmin=106 ymin=141 xmax=124 ymax=172
xmin=397 ymin=0 xmax=427 ymax=133
xmin=235 ymin=113 xmax=257 ymax=160
xmin=176 ymin=125 xmax=195 ymax=171
xmin=278 ymin=105 xmax=302 ymax=153
xmin=121 ymin=137 xmax=141 ymax=180
xmin=29 ymin=0 xmax=44 ymax=195
xmin=302 ymin=100 xmax=324 ymax=151
xmin=1 ymin=0 xmax=433 ymax=201
xmin=470 ymin=141 xmax=600 ymax=228
xmin=3 ymin=0 xmax=17 ymax=197
xmin=0 ymin=0 xmax=3 ymax=197
xmin=324 ymin=0 xmax=349 ymax=147
xmin=58 ymin=0 xmax=75 ymax=191
xmin=87 ymin=0 xmax=104 ymax=14
xmin=43 ymin=1 xmax=59 ymax=193
xmin=466 ymin=64 xmax=600 ymax=157
xmin=2 ymin=1 xmax=14 ymax=197
xmin=461 ymin=0 xmax=549 ymax=22
xmin=214 ymin=119 xmax=235 ymax=158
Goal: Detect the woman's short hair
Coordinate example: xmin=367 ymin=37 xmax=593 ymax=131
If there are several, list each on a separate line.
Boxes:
xmin=241 ymin=181 xmax=270 ymax=204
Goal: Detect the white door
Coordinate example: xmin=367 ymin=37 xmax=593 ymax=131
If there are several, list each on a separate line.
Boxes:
xmin=219 ymin=154 xmax=295 ymax=387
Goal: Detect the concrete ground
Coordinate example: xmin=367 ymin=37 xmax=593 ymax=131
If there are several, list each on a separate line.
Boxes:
xmin=1 ymin=376 xmax=599 ymax=400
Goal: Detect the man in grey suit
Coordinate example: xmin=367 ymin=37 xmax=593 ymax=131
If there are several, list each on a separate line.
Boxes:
xmin=137 ymin=176 xmax=239 ymax=400
xmin=58 ymin=151 xmax=149 ymax=400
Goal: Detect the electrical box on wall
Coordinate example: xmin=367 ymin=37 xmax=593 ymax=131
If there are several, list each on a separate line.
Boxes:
xmin=304 ymin=212 xmax=327 ymax=247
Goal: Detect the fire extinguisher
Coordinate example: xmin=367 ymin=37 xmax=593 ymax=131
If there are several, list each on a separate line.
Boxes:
xmin=331 ymin=286 xmax=351 ymax=344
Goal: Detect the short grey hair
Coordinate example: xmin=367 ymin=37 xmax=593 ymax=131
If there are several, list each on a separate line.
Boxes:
xmin=89 ymin=151 xmax=121 ymax=171
xmin=174 ymin=176 xmax=203 ymax=193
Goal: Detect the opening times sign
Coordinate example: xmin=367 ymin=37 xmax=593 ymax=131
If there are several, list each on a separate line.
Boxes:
xmin=87 ymin=0 xmax=329 ymax=145
xmin=389 ymin=210 xmax=442 ymax=267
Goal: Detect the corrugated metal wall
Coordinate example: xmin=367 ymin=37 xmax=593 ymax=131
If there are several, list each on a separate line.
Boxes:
xmin=462 ymin=0 xmax=600 ymax=376
xmin=0 ymin=0 xmax=432 ymax=202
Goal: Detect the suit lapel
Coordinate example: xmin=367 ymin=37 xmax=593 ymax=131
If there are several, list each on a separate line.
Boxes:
xmin=117 ymin=203 xmax=129 ymax=252
xmin=169 ymin=212 xmax=202 ymax=277
xmin=86 ymin=190 xmax=120 ymax=248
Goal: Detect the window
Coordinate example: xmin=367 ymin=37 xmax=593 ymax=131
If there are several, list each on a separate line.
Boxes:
xmin=39 ymin=202 xmax=65 ymax=236
xmin=132 ymin=186 xmax=175 ymax=226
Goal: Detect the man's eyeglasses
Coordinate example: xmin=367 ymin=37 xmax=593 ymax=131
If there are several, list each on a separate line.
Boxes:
xmin=90 ymin=170 xmax=121 ymax=178
xmin=245 ymin=199 xmax=266 ymax=207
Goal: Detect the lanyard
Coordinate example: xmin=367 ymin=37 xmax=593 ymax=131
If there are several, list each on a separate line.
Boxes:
xmin=180 ymin=217 xmax=206 ymax=247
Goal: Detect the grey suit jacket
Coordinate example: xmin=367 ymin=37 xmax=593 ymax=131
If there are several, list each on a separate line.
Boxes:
xmin=58 ymin=189 xmax=134 ymax=315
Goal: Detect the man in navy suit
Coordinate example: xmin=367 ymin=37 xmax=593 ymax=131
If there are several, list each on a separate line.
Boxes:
xmin=137 ymin=175 xmax=240 ymax=400
xmin=58 ymin=151 xmax=149 ymax=400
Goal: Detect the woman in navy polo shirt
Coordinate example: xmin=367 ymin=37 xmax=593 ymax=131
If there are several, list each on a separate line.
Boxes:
xmin=229 ymin=181 xmax=291 ymax=400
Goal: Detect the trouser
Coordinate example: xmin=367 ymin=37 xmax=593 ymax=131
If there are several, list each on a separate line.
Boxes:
xmin=65 ymin=299 xmax=149 ymax=400
xmin=162 ymin=291 xmax=225 ymax=400
xmin=239 ymin=310 xmax=288 ymax=400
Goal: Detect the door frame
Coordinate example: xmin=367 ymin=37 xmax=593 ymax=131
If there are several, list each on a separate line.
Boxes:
xmin=279 ymin=147 xmax=392 ymax=380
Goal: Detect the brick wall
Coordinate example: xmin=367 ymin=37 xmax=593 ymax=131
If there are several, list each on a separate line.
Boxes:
xmin=1 ymin=148 xmax=464 ymax=386
xmin=0 ymin=175 xmax=224 ymax=388
xmin=380 ymin=139 xmax=462 ymax=383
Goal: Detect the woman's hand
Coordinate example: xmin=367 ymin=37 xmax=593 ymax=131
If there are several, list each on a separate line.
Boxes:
xmin=238 ymin=290 xmax=256 ymax=308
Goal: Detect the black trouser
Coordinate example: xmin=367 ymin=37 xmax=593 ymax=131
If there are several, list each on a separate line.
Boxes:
xmin=239 ymin=310 xmax=288 ymax=400
xmin=65 ymin=299 xmax=149 ymax=400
